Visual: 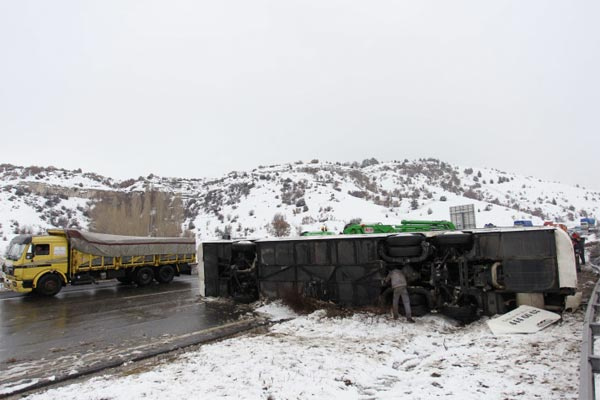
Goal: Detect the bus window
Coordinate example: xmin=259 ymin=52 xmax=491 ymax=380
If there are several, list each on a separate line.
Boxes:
xmin=261 ymin=245 xmax=275 ymax=266
xmin=295 ymin=242 xmax=309 ymax=265
xmin=275 ymin=243 xmax=292 ymax=265
xmin=337 ymin=240 xmax=356 ymax=265
xmin=313 ymin=241 xmax=329 ymax=265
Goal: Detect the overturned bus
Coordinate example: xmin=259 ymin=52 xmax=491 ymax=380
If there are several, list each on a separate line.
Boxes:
xmin=200 ymin=227 xmax=579 ymax=321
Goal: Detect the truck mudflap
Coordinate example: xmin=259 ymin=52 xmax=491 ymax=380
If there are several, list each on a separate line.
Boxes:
xmin=178 ymin=263 xmax=194 ymax=275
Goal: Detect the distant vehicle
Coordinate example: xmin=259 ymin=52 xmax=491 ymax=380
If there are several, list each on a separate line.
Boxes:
xmin=514 ymin=220 xmax=534 ymax=227
xmin=1 ymin=229 xmax=196 ymax=296
xmin=580 ymin=218 xmax=596 ymax=231
xmin=343 ymin=220 xmax=456 ymax=234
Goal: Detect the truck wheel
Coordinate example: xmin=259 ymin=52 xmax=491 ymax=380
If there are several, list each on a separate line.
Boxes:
xmin=387 ymin=246 xmax=422 ymax=257
xmin=155 ymin=265 xmax=175 ymax=284
xmin=136 ymin=267 xmax=154 ymax=287
xmin=36 ymin=274 xmax=62 ymax=296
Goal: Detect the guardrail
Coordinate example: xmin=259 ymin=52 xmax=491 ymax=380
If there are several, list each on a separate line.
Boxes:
xmin=579 ymin=264 xmax=600 ymax=400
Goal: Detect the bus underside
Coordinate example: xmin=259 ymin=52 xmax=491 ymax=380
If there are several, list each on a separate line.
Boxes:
xmin=202 ymin=228 xmax=577 ymax=322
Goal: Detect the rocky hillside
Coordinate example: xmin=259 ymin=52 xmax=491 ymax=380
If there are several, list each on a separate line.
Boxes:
xmin=0 ymin=159 xmax=598 ymax=252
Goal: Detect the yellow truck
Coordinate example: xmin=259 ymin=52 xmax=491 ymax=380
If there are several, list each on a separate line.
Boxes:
xmin=1 ymin=229 xmax=196 ymax=296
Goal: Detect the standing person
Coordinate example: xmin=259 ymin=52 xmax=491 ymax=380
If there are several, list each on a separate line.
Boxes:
xmin=383 ymin=268 xmax=414 ymax=323
xmin=572 ymin=232 xmax=581 ymax=271
xmin=578 ymin=235 xmax=586 ymax=265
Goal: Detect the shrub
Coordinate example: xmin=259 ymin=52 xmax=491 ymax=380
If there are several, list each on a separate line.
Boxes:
xmin=268 ymin=213 xmax=291 ymax=237
xmin=410 ymin=198 xmax=419 ymax=210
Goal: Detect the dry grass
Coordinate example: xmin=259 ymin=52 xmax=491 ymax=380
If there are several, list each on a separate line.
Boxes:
xmin=279 ymin=289 xmax=321 ymax=314
xmin=279 ymin=289 xmax=387 ymax=318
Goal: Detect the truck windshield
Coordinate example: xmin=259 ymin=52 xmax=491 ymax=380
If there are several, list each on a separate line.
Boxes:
xmin=6 ymin=243 xmax=27 ymax=261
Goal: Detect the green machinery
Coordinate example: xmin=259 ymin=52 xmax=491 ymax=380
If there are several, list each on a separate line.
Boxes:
xmin=300 ymin=220 xmax=456 ymax=236
xmin=342 ymin=220 xmax=456 ymax=234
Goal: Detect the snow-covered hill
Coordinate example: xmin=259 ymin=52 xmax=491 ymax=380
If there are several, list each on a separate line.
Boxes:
xmin=1 ymin=159 xmax=598 ymax=252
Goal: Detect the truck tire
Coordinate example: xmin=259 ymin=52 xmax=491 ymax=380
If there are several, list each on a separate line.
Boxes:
xmin=387 ymin=246 xmax=422 ymax=257
xmin=136 ymin=267 xmax=154 ymax=287
xmin=386 ymin=234 xmax=424 ymax=247
xmin=155 ymin=265 xmax=175 ymax=284
xmin=36 ymin=274 xmax=62 ymax=296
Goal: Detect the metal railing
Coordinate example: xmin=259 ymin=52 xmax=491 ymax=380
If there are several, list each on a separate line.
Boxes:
xmin=579 ymin=264 xmax=600 ymax=399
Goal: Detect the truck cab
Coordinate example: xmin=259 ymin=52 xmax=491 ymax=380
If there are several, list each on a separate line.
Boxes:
xmin=2 ymin=233 xmax=69 ymax=294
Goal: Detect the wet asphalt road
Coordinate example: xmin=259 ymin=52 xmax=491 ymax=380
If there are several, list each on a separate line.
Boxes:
xmin=0 ymin=275 xmax=249 ymax=394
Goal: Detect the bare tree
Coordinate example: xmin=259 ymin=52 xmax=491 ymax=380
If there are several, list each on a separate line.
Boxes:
xmin=268 ymin=213 xmax=291 ymax=237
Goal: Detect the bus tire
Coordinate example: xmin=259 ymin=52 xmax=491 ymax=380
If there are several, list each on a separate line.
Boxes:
xmin=36 ymin=274 xmax=62 ymax=296
xmin=386 ymin=234 xmax=424 ymax=247
xmin=387 ymin=246 xmax=422 ymax=257
xmin=409 ymin=304 xmax=429 ymax=317
xmin=432 ymin=233 xmax=473 ymax=247
xmin=440 ymin=304 xmax=479 ymax=323
xmin=155 ymin=265 xmax=175 ymax=284
xmin=136 ymin=267 xmax=154 ymax=287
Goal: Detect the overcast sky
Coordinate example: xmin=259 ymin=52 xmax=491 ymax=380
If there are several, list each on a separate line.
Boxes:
xmin=1 ymin=1 xmax=598 ymax=188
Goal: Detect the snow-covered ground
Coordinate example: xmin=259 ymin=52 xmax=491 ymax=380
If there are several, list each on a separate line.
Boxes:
xmin=24 ymin=302 xmax=582 ymax=400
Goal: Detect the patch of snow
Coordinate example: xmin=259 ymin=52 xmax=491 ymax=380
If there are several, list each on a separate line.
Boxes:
xmin=0 ymin=378 xmax=40 ymax=396
xmin=254 ymin=300 xmax=298 ymax=321
xmin=23 ymin=311 xmax=581 ymax=400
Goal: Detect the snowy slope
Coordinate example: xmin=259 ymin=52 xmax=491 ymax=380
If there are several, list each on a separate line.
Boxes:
xmin=22 ymin=303 xmax=582 ymax=400
xmin=1 ymin=159 xmax=598 ymax=254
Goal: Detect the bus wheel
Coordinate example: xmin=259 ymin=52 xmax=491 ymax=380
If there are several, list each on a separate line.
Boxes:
xmin=36 ymin=274 xmax=62 ymax=296
xmin=136 ymin=267 xmax=154 ymax=286
xmin=440 ymin=304 xmax=479 ymax=323
xmin=387 ymin=246 xmax=422 ymax=257
xmin=155 ymin=265 xmax=175 ymax=284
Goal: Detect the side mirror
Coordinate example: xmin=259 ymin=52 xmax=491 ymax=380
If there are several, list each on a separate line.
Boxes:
xmin=26 ymin=251 xmax=33 ymax=260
